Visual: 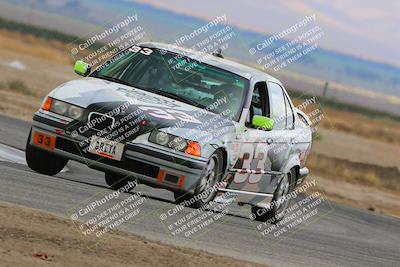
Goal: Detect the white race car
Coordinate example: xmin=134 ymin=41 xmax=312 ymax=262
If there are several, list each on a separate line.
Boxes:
xmin=26 ymin=42 xmax=312 ymax=222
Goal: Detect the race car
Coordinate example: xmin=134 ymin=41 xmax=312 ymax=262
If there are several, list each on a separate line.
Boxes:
xmin=26 ymin=42 xmax=312 ymax=222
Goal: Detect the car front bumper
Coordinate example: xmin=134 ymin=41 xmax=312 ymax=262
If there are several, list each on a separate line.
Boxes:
xmin=31 ymin=111 xmax=208 ymax=192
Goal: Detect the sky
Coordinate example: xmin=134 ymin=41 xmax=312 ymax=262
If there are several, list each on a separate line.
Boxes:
xmin=130 ymin=0 xmax=400 ymax=67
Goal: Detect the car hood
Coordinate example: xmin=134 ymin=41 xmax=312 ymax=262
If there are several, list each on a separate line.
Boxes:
xmin=50 ymin=77 xmax=236 ymax=140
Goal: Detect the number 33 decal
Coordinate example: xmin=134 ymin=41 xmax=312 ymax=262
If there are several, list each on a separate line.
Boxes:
xmin=234 ymin=143 xmax=271 ymax=184
xmin=129 ymin=46 xmax=153 ymax=56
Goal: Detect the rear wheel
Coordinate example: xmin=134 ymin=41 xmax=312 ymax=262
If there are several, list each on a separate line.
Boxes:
xmin=26 ymin=131 xmax=68 ymax=176
xmin=174 ymin=150 xmax=223 ymax=209
xmin=251 ymin=169 xmax=296 ymax=223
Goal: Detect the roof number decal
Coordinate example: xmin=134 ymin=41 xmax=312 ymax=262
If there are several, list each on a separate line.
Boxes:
xmin=129 ymin=46 xmax=153 ymax=56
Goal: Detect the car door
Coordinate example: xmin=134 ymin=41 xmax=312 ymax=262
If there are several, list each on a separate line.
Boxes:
xmin=266 ymin=82 xmax=296 ymax=173
xmin=291 ymin=107 xmax=313 ymax=171
xmin=269 ymin=83 xmax=312 ymax=188
xmin=227 ymin=81 xmax=278 ymax=196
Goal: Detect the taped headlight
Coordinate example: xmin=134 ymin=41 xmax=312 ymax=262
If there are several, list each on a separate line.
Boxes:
xmin=169 ymin=136 xmax=187 ymax=151
xmin=155 ymin=131 xmax=169 ymax=146
xmin=149 ymin=130 xmax=198 ymax=155
xmin=52 ymin=100 xmax=69 ymax=115
xmin=50 ymin=99 xmax=84 ymax=120
xmin=68 ymin=105 xmax=84 ymax=120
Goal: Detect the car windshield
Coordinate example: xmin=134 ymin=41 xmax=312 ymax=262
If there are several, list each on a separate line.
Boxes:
xmin=92 ymin=46 xmax=249 ymax=121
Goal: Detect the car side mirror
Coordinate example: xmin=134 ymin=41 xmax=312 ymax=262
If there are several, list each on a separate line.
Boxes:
xmin=252 ymin=115 xmax=274 ymax=131
xmin=74 ymin=60 xmax=91 ymax=76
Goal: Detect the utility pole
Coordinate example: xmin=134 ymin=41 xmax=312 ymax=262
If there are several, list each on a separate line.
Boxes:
xmin=322 ymin=81 xmax=329 ymax=104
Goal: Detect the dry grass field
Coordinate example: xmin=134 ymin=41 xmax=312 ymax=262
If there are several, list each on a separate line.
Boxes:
xmin=0 ymin=29 xmax=75 ymax=119
xmin=0 ymin=29 xmax=73 ymax=64
xmin=320 ymin=106 xmax=400 ymax=145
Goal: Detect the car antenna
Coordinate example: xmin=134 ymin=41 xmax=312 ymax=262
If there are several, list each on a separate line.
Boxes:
xmin=212 ymin=48 xmax=224 ymax=58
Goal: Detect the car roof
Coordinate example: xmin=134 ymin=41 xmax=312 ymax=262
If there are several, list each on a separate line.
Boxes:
xmin=138 ymin=42 xmax=280 ymax=83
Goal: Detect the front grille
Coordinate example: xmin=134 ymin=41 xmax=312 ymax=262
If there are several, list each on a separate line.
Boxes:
xmin=125 ymin=158 xmax=159 ymax=178
xmin=55 ymin=137 xmax=159 ymax=178
xmin=87 ymin=112 xmax=114 ymax=131
xmin=56 ymin=137 xmax=83 ymax=155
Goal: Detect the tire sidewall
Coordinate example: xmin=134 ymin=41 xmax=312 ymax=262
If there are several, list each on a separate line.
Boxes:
xmin=180 ymin=150 xmax=224 ymax=208
xmin=252 ymin=169 xmax=295 ymax=223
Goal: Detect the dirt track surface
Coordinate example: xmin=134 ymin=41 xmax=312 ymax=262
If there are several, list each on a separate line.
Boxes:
xmin=0 ymin=202 xmax=264 ymax=267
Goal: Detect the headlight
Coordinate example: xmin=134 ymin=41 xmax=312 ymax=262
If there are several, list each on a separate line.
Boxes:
xmin=52 ymin=100 xmax=69 ymax=115
xmin=47 ymin=98 xmax=84 ymax=120
xmin=155 ymin=131 xmax=169 ymax=146
xmin=68 ymin=105 xmax=84 ymax=120
xmin=149 ymin=130 xmax=200 ymax=156
xmin=170 ymin=137 xmax=187 ymax=151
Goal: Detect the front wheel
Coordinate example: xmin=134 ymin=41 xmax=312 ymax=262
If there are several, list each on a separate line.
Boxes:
xmin=174 ymin=150 xmax=223 ymax=209
xmin=26 ymin=139 xmax=68 ymax=176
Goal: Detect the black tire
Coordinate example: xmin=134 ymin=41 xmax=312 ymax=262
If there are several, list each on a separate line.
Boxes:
xmin=105 ymin=171 xmax=132 ymax=190
xmin=25 ymin=134 xmax=68 ymax=176
xmin=174 ymin=150 xmax=224 ymax=209
xmin=251 ymin=169 xmax=296 ymax=224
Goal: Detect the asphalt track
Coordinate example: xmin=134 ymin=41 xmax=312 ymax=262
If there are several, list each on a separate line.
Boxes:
xmin=0 ymin=114 xmax=399 ymax=267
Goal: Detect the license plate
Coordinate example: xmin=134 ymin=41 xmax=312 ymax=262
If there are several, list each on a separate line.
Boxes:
xmin=32 ymin=130 xmax=56 ymax=150
xmin=88 ymin=137 xmax=124 ymax=161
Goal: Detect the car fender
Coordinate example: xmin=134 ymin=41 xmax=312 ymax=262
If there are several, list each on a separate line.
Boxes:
xmin=280 ymin=152 xmax=301 ymax=181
